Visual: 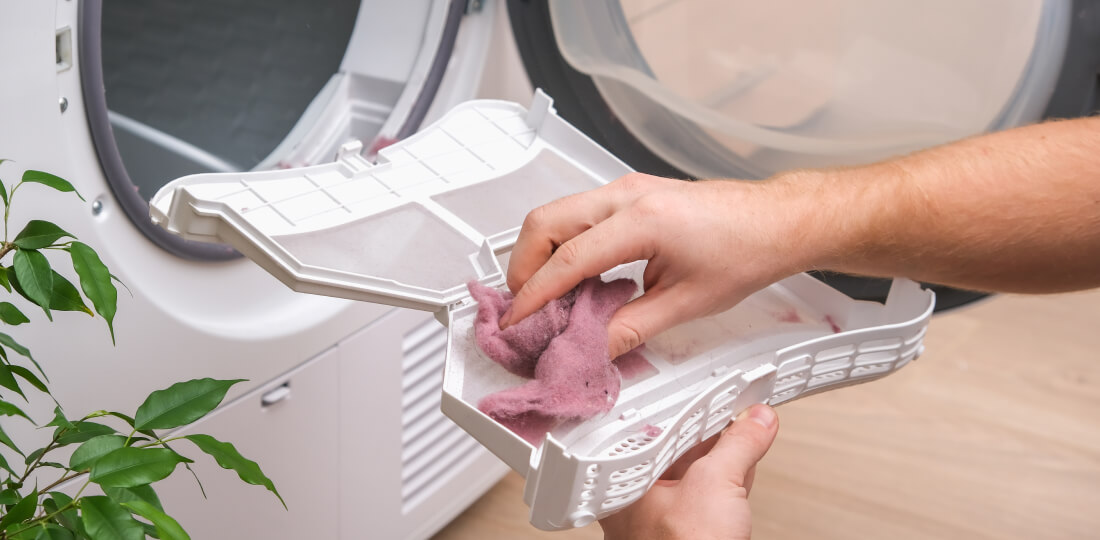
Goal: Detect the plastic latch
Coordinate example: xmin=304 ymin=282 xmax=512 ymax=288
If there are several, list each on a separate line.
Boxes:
xmin=337 ymin=140 xmax=363 ymax=159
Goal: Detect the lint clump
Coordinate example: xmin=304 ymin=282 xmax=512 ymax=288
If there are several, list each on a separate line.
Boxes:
xmin=468 ymin=277 xmax=652 ymax=444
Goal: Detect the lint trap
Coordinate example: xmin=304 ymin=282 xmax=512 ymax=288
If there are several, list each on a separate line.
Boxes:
xmin=151 ymin=90 xmax=935 ymax=530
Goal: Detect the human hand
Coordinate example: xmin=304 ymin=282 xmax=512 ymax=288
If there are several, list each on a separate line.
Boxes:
xmin=599 ymin=404 xmax=779 ymax=540
xmin=503 ymin=173 xmax=815 ymax=358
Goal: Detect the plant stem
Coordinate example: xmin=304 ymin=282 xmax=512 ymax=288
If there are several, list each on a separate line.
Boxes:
xmin=0 ymin=241 xmax=13 ymax=261
xmin=3 ymin=181 xmax=20 ymax=243
xmin=39 ymin=470 xmax=85 ymax=494
xmin=17 ymin=439 xmax=56 ymax=486
xmin=138 ymin=435 xmax=185 ymax=448
xmin=4 ymin=478 xmax=90 ymax=538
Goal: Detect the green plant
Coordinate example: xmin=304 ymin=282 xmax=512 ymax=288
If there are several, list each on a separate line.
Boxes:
xmin=0 ymin=163 xmax=282 ymax=540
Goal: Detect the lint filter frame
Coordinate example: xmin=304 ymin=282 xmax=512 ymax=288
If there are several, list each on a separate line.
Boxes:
xmin=151 ymin=90 xmax=936 ymax=531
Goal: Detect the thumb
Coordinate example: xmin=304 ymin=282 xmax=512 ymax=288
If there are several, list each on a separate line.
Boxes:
xmin=689 ymin=404 xmax=779 ymax=488
xmin=606 ymin=288 xmax=692 ymax=358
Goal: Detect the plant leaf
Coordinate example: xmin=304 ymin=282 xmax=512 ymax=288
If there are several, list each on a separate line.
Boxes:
xmin=12 ymin=249 xmax=53 ymax=320
xmin=90 ymin=447 xmax=192 ymax=488
xmin=134 ymin=379 xmax=245 ymax=430
xmin=104 ymin=485 xmax=162 ymax=513
xmin=0 ymin=180 xmax=7 ymax=208
xmin=34 ymin=524 xmax=75 ymax=540
xmin=54 ymin=421 xmax=116 ymax=446
xmin=79 ymin=496 xmax=144 ymax=540
xmin=24 ymin=447 xmax=44 ymax=465
xmin=13 ymin=221 xmax=75 ymax=250
xmin=0 ymin=363 xmax=26 ymax=400
xmin=0 ymin=331 xmax=44 ymax=380
xmin=0 ymin=266 xmax=10 ymax=293
xmin=109 ymin=274 xmax=132 ymax=299
xmin=184 ymin=434 xmax=285 ymax=509
xmin=0 ymin=399 xmax=33 ymax=422
xmin=45 ymin=492 xmax=78 ymax=531
xmin=0 ymin=453 xmax=14 ymax=476
xmin=49 ymin=271 xmax=91 ymax=315
xmin=70 ymin=435 xmax=128 ymax=471
xmin=0 ymin=302 xmax=28 ymax=325
xmin=20 ymin=170 xmax=85 ymax=202
xmin=119 ymin=501 xmax=189 ymax=540
xmin=46 ymin=406 xmax=73 ymax=429
xmin=10 ymin=365 xmax=47 ymax=393
xmin=0 ymin=488 xmax=18 ymax=504
xmin=140 ymin=522 xmax=160 ymax=540
xmin=68 ymin=242 xmax=116 ymax=343
xmin=0 ymin=488 xmax=37 ymax=530
xmin=101 ymin=412 xmax=136 ymax=428
xmin=0 ymin=423 xmax=23 ymax=456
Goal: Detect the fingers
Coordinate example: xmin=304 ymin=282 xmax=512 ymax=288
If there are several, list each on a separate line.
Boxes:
xmin=686 ymin=404 xmax=779 ymax=488
xmin=606 ymin=287 xmax=694 ymax=358
xmin=505 ymin=208 xmax=653 ymax=328
xmin=506 ymin=188 xmax=621 ymax=294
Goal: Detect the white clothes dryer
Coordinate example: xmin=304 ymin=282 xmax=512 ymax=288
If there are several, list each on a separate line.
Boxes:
xmin=0 ymin=0 xmax=1096 ymax=538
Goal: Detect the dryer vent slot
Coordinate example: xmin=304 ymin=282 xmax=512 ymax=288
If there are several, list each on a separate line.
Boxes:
xmin=399 ymin=318 xmax=480 ymax=512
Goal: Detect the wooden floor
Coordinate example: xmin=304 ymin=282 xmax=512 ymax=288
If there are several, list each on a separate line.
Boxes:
xmin=435 ymin=289 xmax=1100 ymax=539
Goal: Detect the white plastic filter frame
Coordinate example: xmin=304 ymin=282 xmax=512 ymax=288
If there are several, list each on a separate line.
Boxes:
xmin=150 ymin=91 xmax=631 ymax=312
xmin=151 ymin=92 xmax=935 ymax=530
xmin=442 ymin=266 xmax=933 ymax=530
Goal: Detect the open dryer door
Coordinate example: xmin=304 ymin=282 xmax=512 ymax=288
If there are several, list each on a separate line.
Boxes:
xmin=0 ymin=1 xmax=513 ymax=539
xmin=508 ymin=0 xmax=1100 ymax=310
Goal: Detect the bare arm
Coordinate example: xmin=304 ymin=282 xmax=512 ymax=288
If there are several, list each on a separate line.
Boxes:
xmin=804 ymin=116 xmax=1100 ymax=293
xmin=505 ymin=117 xmax=1100 ymax=357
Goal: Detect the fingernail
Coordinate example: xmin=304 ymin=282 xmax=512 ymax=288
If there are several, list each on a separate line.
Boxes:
xmin=499 ymin=307 xmax=513 ymax=330
xmin=738 ymin=405 xmax=776 ymax=429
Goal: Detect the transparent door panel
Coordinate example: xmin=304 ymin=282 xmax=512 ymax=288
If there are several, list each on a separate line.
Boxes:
xmin=554 ymin=0 xmax=1069 ymax=178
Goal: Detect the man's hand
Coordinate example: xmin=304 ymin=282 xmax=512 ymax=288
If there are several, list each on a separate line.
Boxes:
xmin=599 ymin=404 xmax=779 ymax=540
xmin=503 ymin=173 xmax=816 ymax=359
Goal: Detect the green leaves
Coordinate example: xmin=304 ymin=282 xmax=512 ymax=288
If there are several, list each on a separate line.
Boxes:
xmin=0 ymin=488 xmax=18 ymax=504
xmin=69 ymin=435 xmax=127 ymax=471
xmin=12 ymin=249 xmax=53 ymax=319
xmin=0 ymin=399 xmax=33 ymax=422
xmin=46 ymin=406 xmax=73 ymax=430
xmin=43 ymin=492 xmax=78 ymax=531
xmin=34 ymin=525 xmax=75 ymax=540
xmin=13 ymin=220 xmax=74 ymax=250
xmin=0 ymin=363 xmax=25 ymax=399
xmin=120 ymin=500 xmax=190 ymax=540
xmin=54 ymin=421 xmax=115 ymax=446
xmin=0 ymin=488 xmax=37 ymax=531
xmin=79 ymin=496 xmax=144 ymax=540
xmin=134 ymin=379 xmax=245 ymax=430
xmin=68 ymin=242 xmax=116 ymax=342
xmin=90 ymin=448 xmax=192 ymax=488
xmin=104 ymin=485 xmax=162 ymax=512
xmin=0 ymin=331 xmax=44 ymax=379
xmin=48 ymin=271 xmax=91 ymax=315
xmin=20 ymin=170 xmax=85 ymax=201
xmin=0 ymin=302 xmax=28 ymax=324
xmin=10 ymin=365 xmax=47 ymax=393
xmin=184 ymin=434 xmax=285 ymax=509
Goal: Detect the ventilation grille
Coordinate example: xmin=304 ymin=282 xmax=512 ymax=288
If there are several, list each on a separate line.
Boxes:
xmin=399 ymin=317 xmax=482 ymax=512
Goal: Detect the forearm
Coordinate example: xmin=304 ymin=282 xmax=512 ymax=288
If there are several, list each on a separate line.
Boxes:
xmin=786 ymin=117 xmax=1100 ymax=293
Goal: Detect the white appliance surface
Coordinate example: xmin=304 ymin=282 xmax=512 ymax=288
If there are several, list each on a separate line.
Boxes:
xmin=0 ymin=1 xmax=529 ymax=538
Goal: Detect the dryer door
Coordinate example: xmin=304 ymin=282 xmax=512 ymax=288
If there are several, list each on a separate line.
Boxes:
xmin=507 ymin=0 xmax=1100 ymax=309
xmin=83 ymin=0 xmax=486 ymax=261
